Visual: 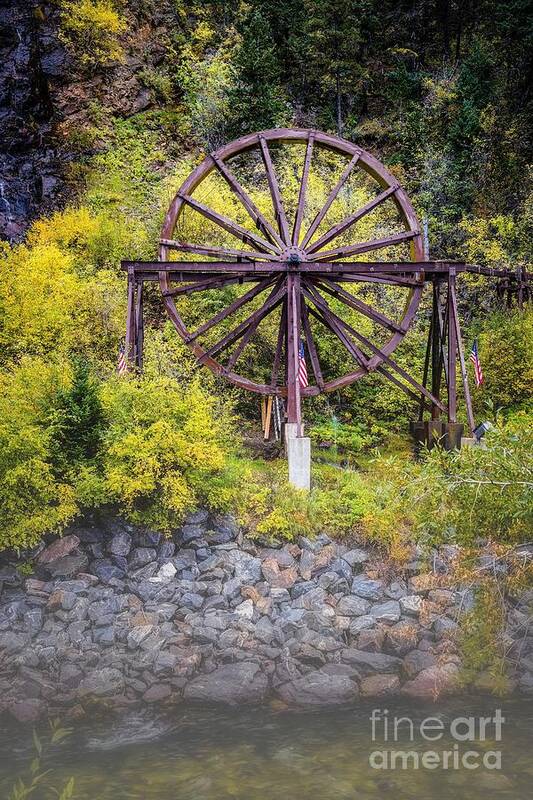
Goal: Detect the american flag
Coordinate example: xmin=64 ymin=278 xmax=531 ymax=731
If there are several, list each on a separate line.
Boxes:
xmin=117 ymin=342 xmax=128 ymax=376
xmin=469 ymin=339 xmax=484 ymax=387
xmin=298 ymin=341 xmax=308 ymax=388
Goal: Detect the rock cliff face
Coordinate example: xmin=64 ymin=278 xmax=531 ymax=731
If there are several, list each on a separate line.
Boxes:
xmin=0 ymin=1 xmax=171 ymax=241
xmin=0 ymin=512 xmax=531 ymax=723
xmin=0 ymin=0 xmax=64 ymax=240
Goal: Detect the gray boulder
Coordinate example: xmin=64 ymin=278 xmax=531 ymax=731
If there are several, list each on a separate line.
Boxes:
xmin=278 ymin=668 xmax=359 ymax=706
xmin=351 ymin=576 xmax=384 ymax=600
xmin=184 ymin=661 xmax=268 ymax=704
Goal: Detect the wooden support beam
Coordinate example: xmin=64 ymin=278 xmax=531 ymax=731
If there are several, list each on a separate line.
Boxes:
xmin=286 ymin=274 xmax=303 ymax=432
xmin=447 ymin=269 xmax=457 ymax=423
xmin=125 ymin=266 xmax=136 ymax=366
xmin=134 ymin=280 xmax=144 ymax=370
xmin=449 ymin=279 xmax=476 ymax=435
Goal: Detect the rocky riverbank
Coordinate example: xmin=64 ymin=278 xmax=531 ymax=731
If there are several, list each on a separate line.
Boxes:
xmin=0 ymin=513 xmax=532 ymax=723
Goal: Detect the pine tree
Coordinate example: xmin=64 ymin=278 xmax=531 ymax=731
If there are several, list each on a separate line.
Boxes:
xmin=226 ymin=9 xmax=288 ymax=138
xmin=52 ymin=359 xmax=104 ymax=474
xmin=303 ymin=0 xmax=378 ymax=134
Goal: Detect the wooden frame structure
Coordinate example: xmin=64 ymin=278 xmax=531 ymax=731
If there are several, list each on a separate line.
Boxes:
xmin=121 ymin=129 xmax=530 ymax=448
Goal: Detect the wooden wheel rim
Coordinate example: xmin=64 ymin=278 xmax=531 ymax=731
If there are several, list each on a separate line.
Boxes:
xmin=159 ymin=128 xmax=424 ymax=397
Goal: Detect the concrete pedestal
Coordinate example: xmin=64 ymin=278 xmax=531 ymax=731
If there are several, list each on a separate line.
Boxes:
xmin=287 ymin=435 xmax=311 ymax=491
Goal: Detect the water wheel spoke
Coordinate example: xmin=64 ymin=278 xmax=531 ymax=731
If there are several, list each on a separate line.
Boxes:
xmin=187 ymin=276 xmax=276 ymax=342
xmin=163 ymin=275 xmax=263 ymax=298
xmin=292 ymin=132 xmax=315 ymax=246
xmin=308 ymin=230 xmax=418 ymax=262
xmin=302 ymin=282 xmax=369 ymax=370
xmin=212 ymin=155 xmax=285 ymax=250
xmin=301 ymin=298 xmax=324 ymax=389
xmin=258 ymin=135 xmax=291 ymax=244
xmin=316 ymin=289 xmax=446 ymax=412
xmin=160 ymin=239 xmax=280 ymax=262
xmin=179 ymin=193 xmax=279 ymax=254
xmin=331 ymin=273 xmax=420 ymax=288
xmin=199 ymin=280 xmax=286 ymax=362
xmin=314 ymin=277 xmax=404 ymax=334
xmin=307 ymin=184 xmax=398 ymax=254
xmin=300 ymin=153 xmax=360 ymax=250
xmin=270 ymin=297 xmax=287 ymax=390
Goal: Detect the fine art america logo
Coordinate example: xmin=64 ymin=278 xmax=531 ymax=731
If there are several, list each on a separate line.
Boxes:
xmin=369 ymin=709 xmax=505 ymax=770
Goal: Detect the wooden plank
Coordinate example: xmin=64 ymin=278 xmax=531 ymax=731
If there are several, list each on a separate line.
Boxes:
xmin=125 ymin=266 xmax=136 ymax=365
xmin=225 ymin=278 xmax=285 ymax=370
xmin=303 ymin=285 xmax=369 ymax=369
xmin=285 ymin=274 xmax=302 ymax=426
xmin=162 ymin=275 xmax=263 ymax=297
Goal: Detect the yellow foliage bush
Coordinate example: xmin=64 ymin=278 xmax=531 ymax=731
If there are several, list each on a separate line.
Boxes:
xmin=58 ymin=0 xmax=126 ymax=68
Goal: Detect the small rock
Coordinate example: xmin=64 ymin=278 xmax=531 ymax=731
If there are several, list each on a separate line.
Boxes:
xmin=150 ymin=562 xmax=177 ymax=583
xmin=349 ymin=615 xmax=375 ymax=635
xmin=37 ymin=535 xmax=80 ymax=564
xmin=78 ymin=668 xmax=124 ymax=698
xmin=402 ymin=663 xmax=459 ymax=700
xmin=342 ymin=548 xmax=370 ymax=568
xmin=109 ymin=532 xmax=132 ymax=557
xmin=337 ymin=596 xmax=370 ymax=617
xmin=400 ymin=595 xmax=423 ymax=615
xmin=129 ymin=548 xmax=157 ymax=569
xmin=369 ymin=600 xmax=401 ymax=624
xmin=360 ymin=674 xmax=400 ymax=697
xmin=45 ymin=554 xmax=88 ymax=578
xmin=351 ymin=576 xmax=384 ymax=600
xmin=234 ymin=599 xmax=254 ymax=619
xmin=9 ymin=698 xmax=45 ymax=723
xmin=341 ymin=648 xmax=402 ymax=674
xmin=143 ymin=683 xmax=171 ymax=703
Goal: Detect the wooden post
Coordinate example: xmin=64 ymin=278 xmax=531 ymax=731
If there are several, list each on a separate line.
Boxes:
xmin=134 ymin=279 xmax=144 ymax=370
xmin=430 ymin=280 xmax=443 ymax=420
xmin=447 ymin=269 xmax=457 ymax=423
xmin=286 ymin=273 xmax=302 ymax=435
xmin=450 ymin=282 xmax=476 ymax=435
xmin=125 ymin=265 xmax=136 ymax=366
xmin=264 ymin=396 xmax=273 ymax=440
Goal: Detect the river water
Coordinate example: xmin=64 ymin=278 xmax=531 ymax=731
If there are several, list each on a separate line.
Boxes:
xmin=1 ymin=699 xmax=532 ymax=799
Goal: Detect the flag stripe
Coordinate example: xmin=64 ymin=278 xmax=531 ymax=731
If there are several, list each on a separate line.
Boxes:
xmin=298 ymin=341 xmax=308 ymax=388
xmin=117 ymin=343 xmax=128 ymax=376
xmin=469 ymin=340 xmax=483 ymax=387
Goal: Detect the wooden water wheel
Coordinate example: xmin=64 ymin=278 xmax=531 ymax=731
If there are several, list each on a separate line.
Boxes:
xmin=157 ymin=128 xmax=431 ymax=429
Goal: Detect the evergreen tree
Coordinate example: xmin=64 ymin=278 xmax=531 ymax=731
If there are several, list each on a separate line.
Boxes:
xmin=226 ymin=9 xmax=288 ymax=137
xmin=51 ymin=359 xmax=104 ymax=474
xmin=303 ymin=0 xmax=378 ymax=134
